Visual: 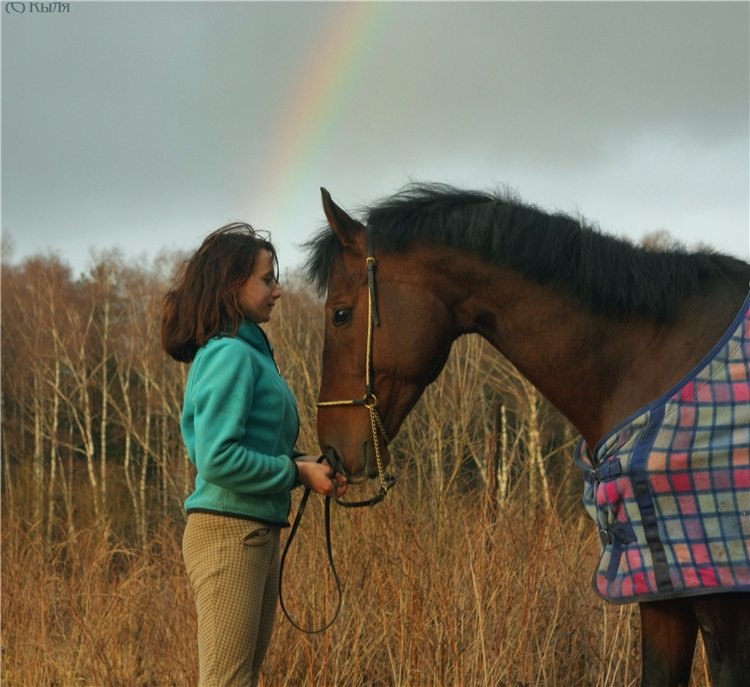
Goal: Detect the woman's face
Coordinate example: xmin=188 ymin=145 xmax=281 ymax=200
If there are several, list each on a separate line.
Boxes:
xmin=237 ymin=250 xmax=281 ymax=323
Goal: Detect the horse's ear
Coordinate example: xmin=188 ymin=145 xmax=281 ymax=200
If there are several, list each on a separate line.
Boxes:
xmin=321 ymin=188 xmax=365 ymax=249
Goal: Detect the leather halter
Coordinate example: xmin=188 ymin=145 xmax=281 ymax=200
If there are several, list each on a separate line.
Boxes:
xmin=316 ymin=230 xmax=397 ymax=506
xmin=279 ymin=232 xmax=396 ymax=634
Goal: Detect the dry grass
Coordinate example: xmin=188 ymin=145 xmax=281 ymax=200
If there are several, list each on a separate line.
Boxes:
xmin=2 ymin=486 xmax=711 ymax=686
xmin=2 ymin=513 xmax=194 ymax=686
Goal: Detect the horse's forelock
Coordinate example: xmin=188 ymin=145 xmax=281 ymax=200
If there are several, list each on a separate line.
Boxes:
xmin=303 ymin=226 xmax=345 ymax=296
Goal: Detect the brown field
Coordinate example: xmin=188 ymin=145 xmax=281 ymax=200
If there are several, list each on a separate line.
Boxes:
xmin=2 ymin=486 xmax=713 ymax=687
xmin=1 ymin=254 xmax=711 ymax=686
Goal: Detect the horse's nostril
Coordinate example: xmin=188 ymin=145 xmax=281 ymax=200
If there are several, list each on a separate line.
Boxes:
xmin=323 ymin=446 xmax=344 ymax=474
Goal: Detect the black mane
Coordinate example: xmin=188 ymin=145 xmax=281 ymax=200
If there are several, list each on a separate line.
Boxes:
xmin=305 ymin=183 xmax=748 ymax=320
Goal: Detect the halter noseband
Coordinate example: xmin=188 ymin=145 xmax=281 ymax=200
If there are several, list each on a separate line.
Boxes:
xmin=317 ymin=231 xmax=396 ymax=505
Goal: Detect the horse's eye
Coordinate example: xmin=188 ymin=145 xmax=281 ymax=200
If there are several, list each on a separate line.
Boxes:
xmin=333 ymin=309 xmax=353 ymax=327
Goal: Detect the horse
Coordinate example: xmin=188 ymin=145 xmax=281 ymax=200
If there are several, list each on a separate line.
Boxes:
xmin=304 ymin=183 xmax=750 ymax=687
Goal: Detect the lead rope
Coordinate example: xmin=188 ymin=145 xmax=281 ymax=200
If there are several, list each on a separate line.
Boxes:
xmin=278 ymin=454 xmax=395 ymax=634
xmin=279 ymin=457 xmax=342 ymax=634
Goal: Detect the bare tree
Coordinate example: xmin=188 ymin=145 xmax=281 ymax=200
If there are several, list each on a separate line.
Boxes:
xmin=2 ymin=254 xmax=579 ymax=553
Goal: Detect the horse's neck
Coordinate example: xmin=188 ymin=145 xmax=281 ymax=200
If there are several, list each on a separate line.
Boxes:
xmin=426 ymin=250 xmax=744 ymax=446
xmin=449 ymin=263 xmax=622 ymax=442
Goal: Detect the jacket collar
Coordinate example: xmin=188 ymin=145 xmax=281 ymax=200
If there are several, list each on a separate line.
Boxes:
xmin=237 ymin=320 xmax=274 ymax=358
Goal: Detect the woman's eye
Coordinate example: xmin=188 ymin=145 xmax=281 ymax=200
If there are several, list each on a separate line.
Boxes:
xmin=333 ymin=309 xmax=353 ymax=327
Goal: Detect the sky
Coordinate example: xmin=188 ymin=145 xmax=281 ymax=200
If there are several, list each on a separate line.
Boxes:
xmin=2 ymin=0 xmax=749 ymax=279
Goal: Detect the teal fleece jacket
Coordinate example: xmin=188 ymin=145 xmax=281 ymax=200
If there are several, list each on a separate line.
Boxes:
xmin=181 ymin=320 xmax=300 ymax=525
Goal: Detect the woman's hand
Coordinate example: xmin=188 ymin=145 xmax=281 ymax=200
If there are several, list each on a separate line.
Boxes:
xmin=295 ymin=456 xmax=348 ymax=497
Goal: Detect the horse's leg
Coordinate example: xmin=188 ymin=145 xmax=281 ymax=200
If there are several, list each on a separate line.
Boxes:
xmin=692 ymin=593 xmax=750 ymax=687
xmin=639 ymin=599 xmax=698 ymax=687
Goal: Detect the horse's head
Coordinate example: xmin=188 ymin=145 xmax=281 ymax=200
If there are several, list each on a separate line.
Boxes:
xmin=313 ymin=189 xmax=455 ymax=481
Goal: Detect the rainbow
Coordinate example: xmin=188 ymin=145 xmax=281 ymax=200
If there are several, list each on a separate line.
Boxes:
xmin=258 ymin=3 xmax=388 ymax=235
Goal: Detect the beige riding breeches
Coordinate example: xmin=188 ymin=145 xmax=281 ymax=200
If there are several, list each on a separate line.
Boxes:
xmin=183 ymin=512 xmax=281 ymax=687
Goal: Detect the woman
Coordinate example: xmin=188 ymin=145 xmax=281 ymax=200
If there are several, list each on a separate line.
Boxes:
xmin=162 ymin=223 xmax=346 ymax=687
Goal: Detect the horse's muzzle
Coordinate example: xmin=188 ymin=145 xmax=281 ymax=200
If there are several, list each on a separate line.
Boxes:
xmin=322 ymin=445 xmax=372 ymax=484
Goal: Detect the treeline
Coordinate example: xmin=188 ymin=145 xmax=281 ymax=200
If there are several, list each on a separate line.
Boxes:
xmin=1 ymin=250 xmax=579 ymax=550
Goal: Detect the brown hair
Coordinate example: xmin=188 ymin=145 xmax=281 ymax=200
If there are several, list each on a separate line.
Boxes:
xmin=161 ymin=222 xmax=279 ymax=363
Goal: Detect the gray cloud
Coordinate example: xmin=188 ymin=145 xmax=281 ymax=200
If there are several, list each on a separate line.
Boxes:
xmin=3 ymin=1 xmax=748 ymax=275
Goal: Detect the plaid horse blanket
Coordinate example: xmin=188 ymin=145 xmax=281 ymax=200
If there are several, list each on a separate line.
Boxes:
xmin=575 ymin=292 xmax=750 ymax=603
